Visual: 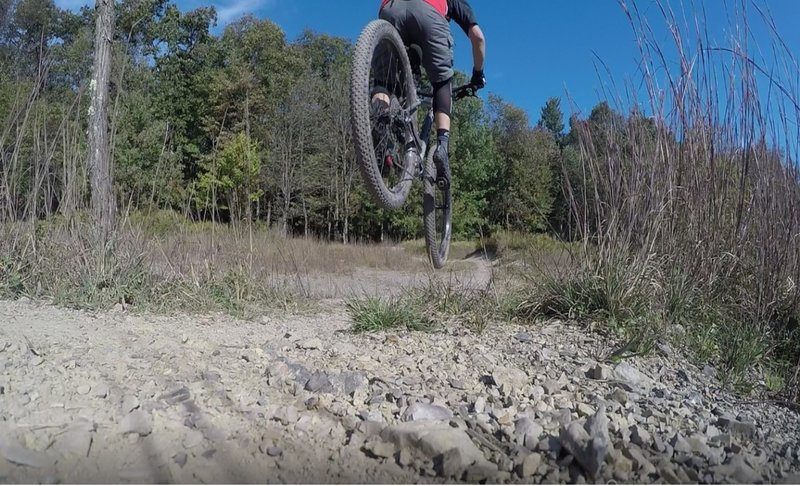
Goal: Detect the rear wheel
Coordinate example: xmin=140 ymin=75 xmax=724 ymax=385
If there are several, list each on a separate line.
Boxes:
xmin=423 ymin=142 xmax=452 ymax=269
xmin=350 ymin=19 xmax=418 ymax=210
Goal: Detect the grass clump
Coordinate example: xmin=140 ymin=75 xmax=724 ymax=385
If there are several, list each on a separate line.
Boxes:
xmin=346 ymin=295 xmax=433 ymax=333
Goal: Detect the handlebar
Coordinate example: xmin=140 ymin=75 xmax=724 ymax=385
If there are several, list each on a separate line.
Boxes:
xmin=417 ymin=84 xmax=479 ymax=101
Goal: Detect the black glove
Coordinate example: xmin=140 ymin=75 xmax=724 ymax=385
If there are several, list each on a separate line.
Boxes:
xmin=471 ymin=68 xmax=486 ymax=89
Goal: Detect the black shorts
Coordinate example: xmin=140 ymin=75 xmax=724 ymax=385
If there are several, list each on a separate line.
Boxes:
xmin=379 ymin=0 xmax=454 ymax=84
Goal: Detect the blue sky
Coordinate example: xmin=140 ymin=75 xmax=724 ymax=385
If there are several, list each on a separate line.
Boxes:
xmin=56 ymin=0 xmax=800 ymax=132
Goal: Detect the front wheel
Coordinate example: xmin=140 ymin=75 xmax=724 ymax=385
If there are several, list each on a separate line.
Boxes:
xmin=423 ymin=142 xmax=452 ymax=269
xmin=350 ymin=19 xmax=418 ymax=210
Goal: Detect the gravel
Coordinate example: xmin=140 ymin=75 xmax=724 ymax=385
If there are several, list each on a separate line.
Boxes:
xmin=1 ymin=296 xmax=799 ymax=484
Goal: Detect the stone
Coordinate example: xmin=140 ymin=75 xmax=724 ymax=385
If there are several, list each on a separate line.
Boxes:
xmin=160 ymin=387 xmax=190 ymax=405
xmin=402 ymin=403 xmax=453 ymax=422
xmin=297 ymin=338 xmax=323 ymax=350
xmin=560 ymin=421 xmax=604 ymax=478
xmin=514 ymin=417 xmax=544 ymax=449
xmin=514 ymin=332 xmax=533 ymax=343
xmin=629 ymin=424 xmax=652 ymax=447
xmin=711 ymin=455 xmax=761 ymax=484
xmin=122 ymin=394 xmax=140 ymax=414
xmin=466 ymin=460 xmax=499 ymax=482
xmin=518 ymin=452 xmax=542 ymax=478
xmin=357 ymin=420 xmax=384 ymax=438
xmin=93 ymin=384 xmax=109 ymax=399
xmin=52 ymin=430 xmax=92 ymax=458
xmin=364 ymin=438 xmax=395 ymax=459
xmin=183 ymin=429 xmax=204 ymax=449
xmin=173 ymin=452 xmax=187 ymax=467
xmin=670 ymin=433 xmax=691 ymax=454
xmin=473 ymin=396 xmax=486 ymax=414
xmin=0 ymin=437 xmax=54 ymax=468
xmin=577 ymin=403 xmax=595 ymax=418
xmin=607 ymin=449 xmax=633 ymax=481
xmin=586 ymin=364 xmax=611 ymax=380
xmin=119 ymin=410 xmax=153 ymax=436
xmin=305 ymin=371 xmax=332 ymax=393
xmin=449 ymin=378 xmax=467 ymax=390
xmin=613 ymin=362 xmax=650 ymax=388
xmin=273 ymin=406 xmax=299 ymax=426
xmin=611 ymin=388 xmax=629 ymax=405
xmin=76 ymin=384 xmax=91 ymax=395
xmin=381 ymin=422 xmax=485 ymax=470
xmin=623 ymin=446 xmax=656 ymax=475
xmin=543 ymin=380 xmax=563 ymax=395
xmin=491 ymin=366 xmax=529 ymax=392
xmin=659 ymin=464 xmax=682 ymax=484
xmin=440 ymin=447 xmax=468 ymax=478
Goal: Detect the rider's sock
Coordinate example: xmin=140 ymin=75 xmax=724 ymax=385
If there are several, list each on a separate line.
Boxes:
xmin=436 ymin=129 xmax=449 ymax=156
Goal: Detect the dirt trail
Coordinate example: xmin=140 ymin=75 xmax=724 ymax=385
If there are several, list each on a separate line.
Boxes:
xmin=1 ymin=258 xmax=799 ymax=484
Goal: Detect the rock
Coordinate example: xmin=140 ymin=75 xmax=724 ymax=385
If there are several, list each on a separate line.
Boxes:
xmin=491 ymin=366 xmax=528 ymax=392
xmin=160 ymin=387 xmax=190 ymax=405
xmin=173 ymin=451 xmax=187 ymax=467
xmin=52 ymin=430 xmax=92 ymax=458
xmin=381 ymin=422 xmax=485 ymax=471
xmin=357 ymin=420 xmax=385 ymax=438
xmin=122 ymin=394 xmax=139 ymax=414
xmin=607 ymin=449 xmax=633 ymax=481
xmin=305 ymin=371 xmax=332 ymax=393
xmin=670 ymin=433 xmax=691 ymax=454
xmin=449 ymin=378 xmax=467 ymax=390
xmin=542 ymin=380 xmax=563 ymax=395
xmin=466 ymin=460 xmax=499 ymax=482
xmin=584 ymin=408 xmax=610 ymax=477
xmin=613 ymin=362 xmax=650 ymax=388
xmin=576 ymin=403 xmax=595 ymax=418
xmin=514 ymin=332 xmax=533 ymax=343
xmin=611 ymin=388 xmax=629 ymax=405
xmin=518 ymin=452 xmax=542 ymax=478
xmin=93 ymin=384 xmax=109 ymax=399
xmin=702 ymin=364 xmax=716 ymax=378
xmin=297 ymin=338 xmax=323 ymax=350
xmin=473 ymin=396 xmax=486 ymax=414
xmin=514 ymin=417 xmax=543 ymax=449
xmin=273 ymin=406 xmax=298 ymax=426
xmin=659 ymin=464 xmax=682 ymax=484
xmin=402 ymin=403 xmax=453 ymax=422
xmin=623 ymin=446 xmax=656 ymax=475
xmin=76 ymin=384 xmax=91 ymax=395
xmin=629 ymin=424 xmax=652 ymax=447
xmin=0 ymin=437 xmax=54 ymax=468
xmin=586 ymin=363 xmax=611 ymax=380
xmin=717 ymin=416 xmax=757 ymax=440
xmin=439 ymin=447 xmax=468 ymax=478
xmin=560 ymin=421 xmax=604 ymax=478
xmin=364 ymin=438 xmax=395 ymax=459
xmin=183 ymin=429 xmax=204 ymax=449
xmin=119 ymin=410 xmax=152 ymax=436
xmin=711 ymin=455 xmax=761 ymax=483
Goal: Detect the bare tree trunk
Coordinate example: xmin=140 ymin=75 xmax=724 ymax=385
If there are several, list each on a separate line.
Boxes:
xmin=88 ymin=0 xmax=116 ymax=243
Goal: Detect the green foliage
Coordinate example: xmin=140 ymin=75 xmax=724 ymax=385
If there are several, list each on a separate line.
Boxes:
xmin=195 ymin=132 xmax=262 ymax=220
xmin=346 ymin=295 xmax=433 ymax=333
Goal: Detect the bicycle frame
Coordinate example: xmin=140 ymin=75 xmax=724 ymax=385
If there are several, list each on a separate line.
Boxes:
xmin=406 ymin=84 xmax=477 ymax=177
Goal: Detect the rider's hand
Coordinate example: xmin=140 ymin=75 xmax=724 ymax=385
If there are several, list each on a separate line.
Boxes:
xmin=471 ymin=68 xmax=486 ymax=90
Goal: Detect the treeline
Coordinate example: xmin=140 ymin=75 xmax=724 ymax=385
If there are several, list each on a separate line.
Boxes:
xmin=1 ymin=0 xmax=626 ymax=243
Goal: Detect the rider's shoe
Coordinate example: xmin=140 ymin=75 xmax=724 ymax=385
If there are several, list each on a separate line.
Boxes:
xmin=433 ymin=140 xmax=450 ymax=190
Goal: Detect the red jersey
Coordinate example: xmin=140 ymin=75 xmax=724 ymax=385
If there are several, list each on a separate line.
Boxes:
xmin=380 ymin=0 xmax=447 ymax=17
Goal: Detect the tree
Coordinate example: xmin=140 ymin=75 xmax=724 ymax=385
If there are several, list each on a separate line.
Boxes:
xmin=537 ymin=97 xmax=564 ymax=146
xmin=88 ymin=0 xmax=116 ymax=242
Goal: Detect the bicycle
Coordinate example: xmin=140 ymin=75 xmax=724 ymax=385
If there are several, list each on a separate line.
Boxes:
xmin=350 ymin=19 xmax=478 ymax=269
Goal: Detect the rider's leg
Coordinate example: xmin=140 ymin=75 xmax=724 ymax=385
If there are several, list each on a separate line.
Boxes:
xmin=432 ymin=77 xmax=452 ymax=187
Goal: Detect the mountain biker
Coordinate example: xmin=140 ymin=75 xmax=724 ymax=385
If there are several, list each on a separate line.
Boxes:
xmin=373 ymin=0 xmax=486 ymax=188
